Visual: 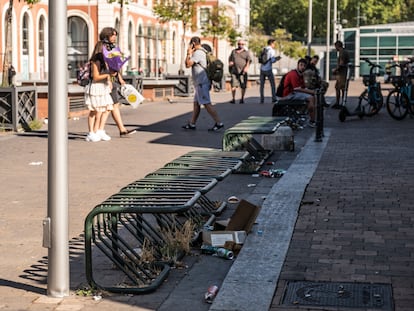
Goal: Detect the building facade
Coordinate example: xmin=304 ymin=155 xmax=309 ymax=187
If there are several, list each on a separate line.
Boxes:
xmin=0 ymin=0 xmax=250 ymax=83
xmin=340 ymin=22 xmax=414 ymax=78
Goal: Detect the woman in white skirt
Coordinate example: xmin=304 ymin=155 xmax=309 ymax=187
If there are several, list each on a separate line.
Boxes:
xmin=84 ymin=41 xmax=114 ymax=142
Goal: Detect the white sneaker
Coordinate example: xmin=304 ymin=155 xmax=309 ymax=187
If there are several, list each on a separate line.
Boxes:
xmin=85 ymin=132 xmax=101 ymax=142
xmin=97 ymin=130 xmax=111 ymax=141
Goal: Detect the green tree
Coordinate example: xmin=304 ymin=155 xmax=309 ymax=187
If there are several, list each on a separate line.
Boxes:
xmin=153 ymin=0 xmax=198 ymax=74
xmin=201 ymin=5 xmax=235 ymax=53
xmin=251 ymin=0 xmax=412 ymax=42
xmin=271 ymin=29 xmax=292 ymax=55
xmin=2 ymin=0 xmax=40 ymax=86
xmin=228 ymin=28 xmax=243 ymax=47
xmin=247 ymin=29 xmax=268 ymax=57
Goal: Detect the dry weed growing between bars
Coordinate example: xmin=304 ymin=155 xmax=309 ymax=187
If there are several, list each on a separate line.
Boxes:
xmin=160 ymin=220 xmax=195 ymax=263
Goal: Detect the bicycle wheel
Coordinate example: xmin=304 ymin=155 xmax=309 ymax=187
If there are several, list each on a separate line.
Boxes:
xmin=386 ymin=89 xmax=409 ymax=120
xmin=372 ymin=86 xmax=384 ymax=113
xmin=359 ymin=88 xmax=382 ymax=117
xmin=358 ymin=89 xmax=370 ymax=115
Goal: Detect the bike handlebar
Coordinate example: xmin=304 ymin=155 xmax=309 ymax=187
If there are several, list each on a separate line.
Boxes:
xmin=389 ymin=58 xmax=414 ymax=70
xmin=361 ymin=58 xmax=382 ymax=75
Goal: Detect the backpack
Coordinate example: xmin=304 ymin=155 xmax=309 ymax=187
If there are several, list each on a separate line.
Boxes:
xmin=202 ymin=49 xmax=224 ymax=83
xmin=258 ymin=47 xmax=269 ymax=64
xmin=77 ymin=62 xmax=91 ymax=87
xmin=276 ymin=73 xmax=287 ymax=97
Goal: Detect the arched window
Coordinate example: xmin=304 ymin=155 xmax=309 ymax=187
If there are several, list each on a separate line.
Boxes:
xmin=21 ymin=12 xmax=30 ymax=79
xmin=67 ymin=16 xmax=88 ymax=79
xmin=147 ymin=25 xmax=152 ymax=75
xmin=22 ymin=13 xmax=29 ymax=55
xmin=138 ymin=24 xmax=143 ymax=71
xmin=128 ymin=21 xmax=133 ymax=70
xmin=172 ymin=31 xmax=176 ymax=64
xmin=38 ymin=16 xmax=46 ymax=79
xmin=38 ymin=16 xmax=45 ymax=57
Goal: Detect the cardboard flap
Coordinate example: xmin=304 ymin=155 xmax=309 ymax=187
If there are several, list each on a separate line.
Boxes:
xmin=225 ymin=199 xmax=260 ymax=232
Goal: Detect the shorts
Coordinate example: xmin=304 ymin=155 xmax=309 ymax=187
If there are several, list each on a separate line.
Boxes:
xmin=231 ymin=73 xmax=248 ymax=89
xmin=335 ymin=74 xmax=347 ymax=90
xmin=284 ymin=92 xmax=312 ymax=102
xmin=194 ymin=82 xmax=211 ymax=105
xmin=110 ymin=81 xmax=121 ymax=104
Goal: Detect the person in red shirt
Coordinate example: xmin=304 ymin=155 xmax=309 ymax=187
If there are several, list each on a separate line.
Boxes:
xmin=282 ymin=58 xmax=316 ymax=127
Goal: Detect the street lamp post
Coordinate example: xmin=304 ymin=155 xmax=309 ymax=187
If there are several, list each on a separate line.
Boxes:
xmin=307 ymin=0 xmax=312 ymax=56
xmin=325 ymin=0 xmax=331 ymax=81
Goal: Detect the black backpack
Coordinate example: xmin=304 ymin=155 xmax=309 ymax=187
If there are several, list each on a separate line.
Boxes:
xmin=258 ymin=47 xmax=269 ymax=64
xmin=201 ymin=49 xmax=224 ymax=83
xmin=276 ymin=73 xmax=287 ymax=97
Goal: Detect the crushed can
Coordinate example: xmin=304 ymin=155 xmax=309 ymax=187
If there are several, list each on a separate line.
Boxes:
xmin=215 ymin=247 xmax=234 ymax=260
xmin=201 ymin=244 xmax=218 ymax=254
xmin=204 ymin=285 xmax=219 ymax=303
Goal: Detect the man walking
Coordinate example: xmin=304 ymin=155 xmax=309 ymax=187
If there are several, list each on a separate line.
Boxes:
xmin=259 ymin=39 xmax=281 ymax=104
xmin=332 ymin=40 xmax=350 ymax=109
xmin=228 ymin=39 xmax=252 ymax=104
xmin=182 ymin=37 xmax=224 ymax=132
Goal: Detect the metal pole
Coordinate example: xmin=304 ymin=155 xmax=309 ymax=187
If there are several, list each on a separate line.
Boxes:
xmin=156 ymin=26 xmax=159 ymax=80
xmin=325 ymin=0 xmax=331 ymax=81
xmin=46 ymin=0 xmax=69 ymax=297
xmin=315 ymin=88 xmax=323 ymax=142
xmin=333 ymin=0 xmax=337 ymax=42
xmin=307 ymin=0 xmax=312 ymax=56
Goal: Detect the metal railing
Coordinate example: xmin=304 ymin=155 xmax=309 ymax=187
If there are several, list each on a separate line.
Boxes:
xmin=84 ymin=150 xmax=248 ymax=294
xmin=0 ymin=86 xmax=37 ymax=131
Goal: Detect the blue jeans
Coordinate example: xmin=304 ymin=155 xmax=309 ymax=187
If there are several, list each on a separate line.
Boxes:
xmin=260 ymin=69 xmax=276 ymax=102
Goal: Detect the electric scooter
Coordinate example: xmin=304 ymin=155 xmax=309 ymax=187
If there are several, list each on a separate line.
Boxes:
xmin=338 ymin=63 xmax=364 ymax=122
xmin=339 ymin=63 xmax=364 ymax=122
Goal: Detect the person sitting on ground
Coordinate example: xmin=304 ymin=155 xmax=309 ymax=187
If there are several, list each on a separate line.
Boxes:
xmin=282 ymin=58 xmax=316 ymax=127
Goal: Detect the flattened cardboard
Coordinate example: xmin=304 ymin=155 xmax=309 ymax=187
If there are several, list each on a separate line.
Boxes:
xmin=202 ymin=231 xmax=246 ymax=247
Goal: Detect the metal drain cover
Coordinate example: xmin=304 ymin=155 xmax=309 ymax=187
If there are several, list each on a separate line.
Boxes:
xmin=282 ymin=281 xmax=393 ymax=310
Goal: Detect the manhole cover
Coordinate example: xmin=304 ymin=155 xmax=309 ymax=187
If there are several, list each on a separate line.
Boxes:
xmin=282 ymin=281 xmax=393 ymax=310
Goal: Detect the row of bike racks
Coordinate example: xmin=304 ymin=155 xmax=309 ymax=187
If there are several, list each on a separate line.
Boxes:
xmin=84 ymin=150 xmax=250 ymax=294
xmin=222 ymin=116 xmax=287 ymax=169
xmin=83 ymin=115 xmax=292 ymax=294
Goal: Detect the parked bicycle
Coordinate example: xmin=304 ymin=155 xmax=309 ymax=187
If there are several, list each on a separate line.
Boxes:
xmin=358 ymin=58 xmax=383 ymax=115
xmin=338 ymin=60 xmax=382 ymax=122
xmin=386 ymin=58 xmax=414 ymax=120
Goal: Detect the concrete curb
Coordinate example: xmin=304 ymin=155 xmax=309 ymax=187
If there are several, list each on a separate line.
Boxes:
xmin=210 ymin=130 xmax=331 ymax=311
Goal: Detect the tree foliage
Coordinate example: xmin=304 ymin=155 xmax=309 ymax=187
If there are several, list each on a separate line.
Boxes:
xmin=201 ymin=5 xmax=235 ymax=49
xmin=153 ymin=0 xmax=198 ymax=29
xmin=153 ymin=0 xmax=199 ymax=73
xmin=251 ymin=0 xmax=414 ymax=40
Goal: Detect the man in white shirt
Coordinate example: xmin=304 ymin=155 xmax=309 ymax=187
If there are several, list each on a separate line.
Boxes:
xmin=259 ymin=39 xmax=281 ymax=104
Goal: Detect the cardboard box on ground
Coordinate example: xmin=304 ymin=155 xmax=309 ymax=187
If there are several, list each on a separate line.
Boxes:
xmin=202 ymin=200 xmax=261 ymax=249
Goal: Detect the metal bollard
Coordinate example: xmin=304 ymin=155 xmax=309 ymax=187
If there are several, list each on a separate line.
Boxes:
xmin=314 ymin=88 xmax=324 ymax=142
